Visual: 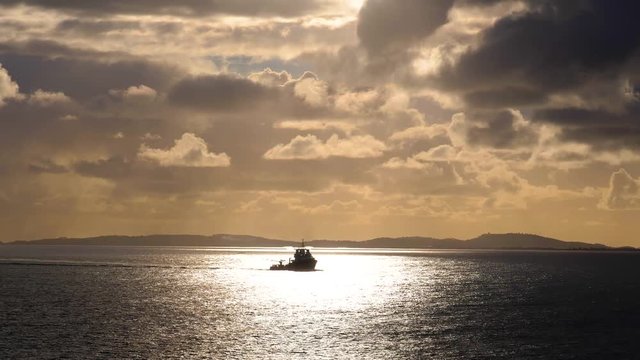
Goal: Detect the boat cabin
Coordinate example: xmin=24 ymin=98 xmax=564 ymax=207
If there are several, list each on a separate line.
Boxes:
xmin=294 ymin=248 xmax=312 ymax=260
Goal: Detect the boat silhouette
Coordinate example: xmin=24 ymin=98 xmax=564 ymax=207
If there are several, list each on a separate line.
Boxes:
xmin=270 ymin=240 xmax=317 ymax=271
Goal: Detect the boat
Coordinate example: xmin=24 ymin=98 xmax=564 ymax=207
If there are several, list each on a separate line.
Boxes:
xmin=270 ymin=240 xmax=317 ymax=271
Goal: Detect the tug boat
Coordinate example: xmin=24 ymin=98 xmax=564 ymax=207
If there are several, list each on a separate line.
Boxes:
xmin=270 ymin=240 xmax=317 ymax=271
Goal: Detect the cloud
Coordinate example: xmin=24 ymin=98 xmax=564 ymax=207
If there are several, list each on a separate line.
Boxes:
xmin=292 ymin=72 xmax=329 ymax=107
xmin=263 ymin=134 xmax=386 ymax=160
xmin=109 ymin=84 xmax=157 ymax=103
xmin=138 ymin=133 xmax=231 ymax=167
xmin=334 ymin=88 xmax=379 ymax=114
xmin=27 ymin=89 xmax=71 ymax=106
xmin=248 ymin=68 xmax=291 ymax=87
xmin=274 ymin=120 xmax=355 ymax=133
xmin=28 ymin=158 xmax=68 ymax=174
xmin=0 ymin=0 xmax=334 ymax=18
xmin=382 ymin=156 xmax=433 ymax=170
xmin=526 ymin=140 xmax=591 ymax=170
xmin=0 ymin=63 xmax=19 ymax=106
xmin=381 ymin=145 xmax=461 ymax=171
xmin=599 ymin=169 xmax=640 ymax=210
xmin=42 ymin=14 xmax=359 ymax=62
xmin=389 ymin=124 xmax=448 ymax=142
xmin=414 ymin=144 xmax=459 ymax=162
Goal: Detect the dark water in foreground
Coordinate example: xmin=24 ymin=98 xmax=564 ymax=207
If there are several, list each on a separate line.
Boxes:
xmin=1 ymin=246 xmax=639 ymax=359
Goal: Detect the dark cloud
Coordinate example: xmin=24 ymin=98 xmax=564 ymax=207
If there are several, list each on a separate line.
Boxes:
xmin=73 ymin=157 xmax=133 ymax=179
xmin=465 ymin=110 xmax=539 ymax=149
xmin=0 ymin=19 xmax=29 ymax=32
xmin=0 ymin=39 xmax=121 ymax=59
xmin=167 ymin=74 xmax=278 ymax=112
xmin=0 ymin=40 xmax=182 ymax=100
xmin=435 ymin=0 xmax=640 ymax=107
xmin=357 ymin=0 xmax=454 ymax=56
xmin=352 ymin=0 xmax=520 ymax=79
xmin=28 ymin=159 xmax=69 ymax=174
xmin=534 ymin=107 xmax=631 ymax=127
xmin=55 ymin=19 xmax=142 ymax=35
xmin=534 ymin=102 xmax=640 ymax=149
xmin=166 ymin=72 xmax=332 ymax=118
xmin=373 ymin=0 xmax=640 ymax=152
xmin=0 ymin=94 xmax=164 ymax=178
xmin=562 ymin=126 xmax=640 ymax=150
xmin=459 ymin=0 xmax=505 ymax=5
xmin=0 ymin=0 xmax=328 ymax=17
xmin=296 ymin=46 xmax=373 ymax=87
xmin=0 ymin=97 xmax=78 ymax=153
xmin=463 ymin=87 xmax=547 ymax=108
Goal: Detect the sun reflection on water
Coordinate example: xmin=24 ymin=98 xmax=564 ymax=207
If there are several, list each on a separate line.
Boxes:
xmin=182 ymin=247 xmax=444 ymax=357
xmin=212 ymin=248 xmax=413 ymax=312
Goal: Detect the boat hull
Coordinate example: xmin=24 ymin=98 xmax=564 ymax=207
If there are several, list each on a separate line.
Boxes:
xmin=270 ymin=258 xmax=317 ymax=271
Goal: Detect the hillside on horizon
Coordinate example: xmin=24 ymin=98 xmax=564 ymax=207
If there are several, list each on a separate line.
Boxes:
xmin=3 ymin=233 xmax=631 ymax=250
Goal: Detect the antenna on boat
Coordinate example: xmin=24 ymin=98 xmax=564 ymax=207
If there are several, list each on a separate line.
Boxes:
xmin=301 ymin=238 xmax=305 ymax=247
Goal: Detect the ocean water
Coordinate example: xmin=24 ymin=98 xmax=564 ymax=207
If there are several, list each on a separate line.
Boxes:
xmin=1 ymin=245 xmax=639 ymax=359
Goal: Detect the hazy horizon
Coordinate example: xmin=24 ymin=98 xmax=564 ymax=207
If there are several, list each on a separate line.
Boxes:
xmin=3 ymin=230 xmax=581 ymax=241
xmin=6 ymin=231 xmax=631 ymax=251
xmin=1 ymin=1 xmax=639 ymax=246
xmin=2 ymin=228 xmax=634 ymax=247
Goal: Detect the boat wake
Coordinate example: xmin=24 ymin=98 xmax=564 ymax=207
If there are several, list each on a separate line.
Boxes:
xmin=0 ymin=258 xmax=220 ymax=270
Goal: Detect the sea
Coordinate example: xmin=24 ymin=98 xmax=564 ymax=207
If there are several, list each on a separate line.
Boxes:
xmin=1 ymin=245 xmax=639 ymax=359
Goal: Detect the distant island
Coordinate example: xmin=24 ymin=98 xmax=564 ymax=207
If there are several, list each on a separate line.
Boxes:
xmin=2 ymin=233 xmax=636 ymax=250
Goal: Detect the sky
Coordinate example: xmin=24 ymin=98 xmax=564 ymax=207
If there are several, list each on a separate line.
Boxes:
xmin=0 ymin=0 xmax=639 ymax=245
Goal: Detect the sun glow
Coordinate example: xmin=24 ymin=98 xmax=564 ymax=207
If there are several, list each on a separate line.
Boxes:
xmin=347 ymin=0 xmax=366 ymax=12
